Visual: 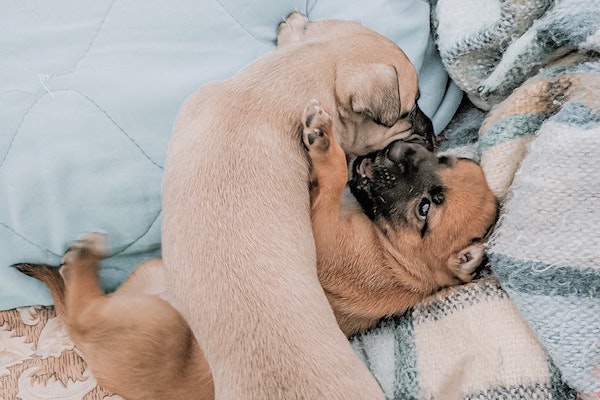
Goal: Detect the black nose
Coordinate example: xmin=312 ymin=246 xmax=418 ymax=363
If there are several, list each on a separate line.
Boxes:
xmin=386 ymin=141 xmax=420 ymax=163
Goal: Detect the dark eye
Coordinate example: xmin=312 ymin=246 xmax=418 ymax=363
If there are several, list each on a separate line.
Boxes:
xmin=416 ymin=198 xmax=431 ymax=220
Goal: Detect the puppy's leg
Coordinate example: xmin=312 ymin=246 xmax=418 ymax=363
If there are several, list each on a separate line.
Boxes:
xmin=60 ymin=235 xmax=213 ymax=400
xmin=276 ymin=11 xmax=308 ymax=47
xmin=302 ymin=99 xmax=348 ymax=210
xmin=59 ymin=233 xmax=109 ymax=338
xmin=303 ymin=101 xmax=389 ymax=335
xmin=12 ymin=233 xmax=108 ymax=357
xmin=447 ymin=243 xmax=486 ymax=283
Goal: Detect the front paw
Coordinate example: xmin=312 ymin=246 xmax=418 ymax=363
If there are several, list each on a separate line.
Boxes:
xmin=302 ymin=99 xmax=333 ymax=152
xmin=449 ymin=243 xmax=485 ymax=283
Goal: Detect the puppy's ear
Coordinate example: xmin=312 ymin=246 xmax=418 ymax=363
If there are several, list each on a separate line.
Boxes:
xmin=448 ymin=243 xmax=485 ymax=283
xmin=336 ymin=64 xmax=400 ymax=127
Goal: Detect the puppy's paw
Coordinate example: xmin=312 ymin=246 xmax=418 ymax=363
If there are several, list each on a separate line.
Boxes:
xmin=61 ymin=232 xmax=108 ymax=268
xmin=449 ymin=243 xmax=485 ymax=283
xmin=277 ymin=11 xmax=308 ymax=47
xmin=302 ymin=99 xmax=333 ymax=152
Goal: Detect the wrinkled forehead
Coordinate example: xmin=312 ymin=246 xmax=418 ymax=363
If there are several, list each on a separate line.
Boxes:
xmin=438 ymin=158 xmax=486 ymax=184
xmin=436 ymin=158 xmax=496 ymax=215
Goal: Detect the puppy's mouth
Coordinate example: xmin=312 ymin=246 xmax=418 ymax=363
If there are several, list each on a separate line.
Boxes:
xmin=355 ymin=157 xmax=374 ymax=180
xmin=351 ymin=147 xmax=408 ymax=193
xmin=349 ymin=151 xmax=404 ymax=221
xmin=349 ymin=141 xmax=444 ymax=224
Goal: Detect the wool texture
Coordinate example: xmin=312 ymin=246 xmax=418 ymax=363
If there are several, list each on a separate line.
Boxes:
xmin=351 ymin=273 xmax=577 ymax=399
xmin=351 ymin=1 xmax=599 ymax=397
xmin=430 ymin=0 xmax=600 ymax=396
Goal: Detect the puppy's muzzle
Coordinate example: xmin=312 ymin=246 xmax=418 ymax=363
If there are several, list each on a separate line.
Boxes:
xmin=350 ymin=139 xmax=442 ymax=224
xmin=353 ymin=140 xmax=434 ymax=182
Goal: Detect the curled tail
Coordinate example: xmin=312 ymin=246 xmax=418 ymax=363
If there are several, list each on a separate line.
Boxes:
xmin=12 ymin=263 xmax=67 ymax=320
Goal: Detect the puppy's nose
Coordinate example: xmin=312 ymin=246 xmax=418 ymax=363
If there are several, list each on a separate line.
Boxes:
xmin=386 ymin=141 xmax=420 ymax=164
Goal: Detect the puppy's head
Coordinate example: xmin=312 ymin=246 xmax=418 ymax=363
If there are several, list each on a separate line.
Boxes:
xmin=278 ymin=14 xmax=434 ymax=156
xmin=350 ymin=141 xmax=497 ymax=283
xmin=335 ymin=62 xmax=435 ymax=156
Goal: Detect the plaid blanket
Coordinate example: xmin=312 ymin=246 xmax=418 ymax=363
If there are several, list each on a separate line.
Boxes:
xmin=437 ymin=1 xmax=600 ymax=396
xmin=484 ymin=58 xmax=600 ymax=398
xmin=431 ymin=0 xmax=600 ymax=112
xmin=351 ymin=1 xmax=600 ymax=398
xmin=351 ymin=272 xmax=578 ymax=399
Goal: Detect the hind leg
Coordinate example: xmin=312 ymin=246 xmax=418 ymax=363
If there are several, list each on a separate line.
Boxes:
xmin=59 ymin=233 xmax=108 ymax=333
xmin=276 ymin=11 xmax=308 ymax=47
xmin=60 ymin=235 xmax=212 ymax=399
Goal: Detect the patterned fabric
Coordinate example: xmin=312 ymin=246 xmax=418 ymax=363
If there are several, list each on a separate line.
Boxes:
xmin=351 ymin=273 xmax=577 ymax=399
xmin=429 ymin=0 xmax=600 ymax=397
xmin=486 ymin=78 xmax=600 ymax=397
xmin=431 ymin=0 xmax=600 ymax=111
xmin=0 ymin=307 xmax=119 ymax=400
xmin=479 ymin=56 xmax=600 ymax=200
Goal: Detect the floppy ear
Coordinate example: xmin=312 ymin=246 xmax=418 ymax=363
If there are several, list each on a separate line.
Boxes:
xmin=336 ymin=64 xmax=401 ymax=127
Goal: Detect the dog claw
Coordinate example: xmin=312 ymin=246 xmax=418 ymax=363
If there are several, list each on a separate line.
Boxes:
xmin=11 ymin=263 xmax=34 ymax=275
xmin=302 ymin=100 xmax=332 ymax=151
xmin=307 ymin=130 xmax=324 ymax=145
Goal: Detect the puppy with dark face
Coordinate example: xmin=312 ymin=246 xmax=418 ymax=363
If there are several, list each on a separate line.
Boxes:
xmin=302 ymin=100 xmax=497 ymax=335
xmin=163 ymin=12 xmax=437 ymax=397
xmin=13 ymin=100 xmax=493 ymax=399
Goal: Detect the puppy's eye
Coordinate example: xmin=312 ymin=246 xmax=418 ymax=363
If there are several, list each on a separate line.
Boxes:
xmin=416 ymin=198 xmax=431 ymax=220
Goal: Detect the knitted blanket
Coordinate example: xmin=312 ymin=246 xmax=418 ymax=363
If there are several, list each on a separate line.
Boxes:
xmin=431 ymin=0 xmax=600 ymax=112
xmin=350 ymin=104 xmax=579 ymax=399
xmin=351 ymin=273 xmax=577 ymax=399
xmin=351 ymin=1 xmax=600 ymax=398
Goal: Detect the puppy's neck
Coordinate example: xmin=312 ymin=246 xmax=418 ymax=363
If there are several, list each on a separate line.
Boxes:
xmin=374 ymin=225 xmax=439 ymax=292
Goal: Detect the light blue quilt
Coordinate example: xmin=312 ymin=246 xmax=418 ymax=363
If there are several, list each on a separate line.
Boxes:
xmin=0 ymin=0 xmax=462 ymax=310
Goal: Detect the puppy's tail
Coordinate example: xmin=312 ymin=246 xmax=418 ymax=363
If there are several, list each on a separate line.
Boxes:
xmin=12 ymin=263 xmax=67 ymax=320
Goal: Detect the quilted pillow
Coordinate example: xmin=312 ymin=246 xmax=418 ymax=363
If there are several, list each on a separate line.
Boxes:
xmin=0 ymin=0 xmax=462 ymax=310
